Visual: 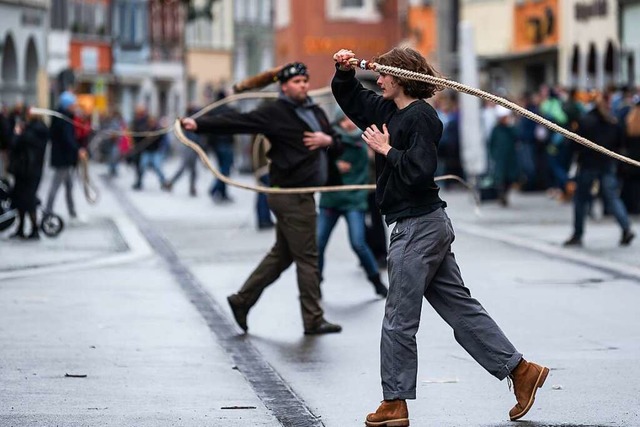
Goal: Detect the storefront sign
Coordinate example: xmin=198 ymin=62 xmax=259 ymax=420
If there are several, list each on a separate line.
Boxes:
xmin=575 ymin=0 xmax=608 ymax=21
xmin=303 ymin=36 xmax=386 ymax=55
xmin=21 ymin=11 xmax=42 ymax=27
xmin=514 ymin=0 xmax=559 ymax=51
xmin=407 ymin=5 xmax=437 ymax=57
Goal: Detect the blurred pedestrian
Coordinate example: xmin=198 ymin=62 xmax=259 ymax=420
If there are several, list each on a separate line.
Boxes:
xmin=435 ymin=92 xmax=463 ymax=183
xmin=182 ymin=61 xmax=344 ymax=335
xmin=251 ymin=134 xmax=274 ymax=230
xmin=317 ymin=112 xmax=388 ymax=298
xmin=0 ymin=104 xmax=11 ymax=178
xmin=540 ymin=86 xmax=571 ymax=200
xmin=133 ymin=116 xmax=170 ymax=191
xmin=488 ymin=105 xmax=519 ymax=206
xmin=105 ymin=110 xmax=126 ymax=177
xmin=74 ymin=108 xmax=92 ymax=152
xmin=516 ymin=91 xmax=546 ymax=191
xmin=364 ymin=147 xmax=387 ymax=269
xmin=620 ymin=94 xmax=640 ymax=214
xmin=564 ymin=91 xmax=635 ymax=247
xmin=167 ymin=107 xmax=203 ymax=196
xmin=207 ymin=91 xmax=235 ymax=203
xmin=45 ymin=91 xmax=86 ymax=223
xmin=333 ymin=47 xmax=549 ymax=426
xmin=129 ymin=106 xmax=149 ymax=188
xmin=8 ymin=108 xmax=48 ymax=239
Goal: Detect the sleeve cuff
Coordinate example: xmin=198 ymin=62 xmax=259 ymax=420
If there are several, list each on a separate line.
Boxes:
xmin=333 ymin=64 xmax=356 ymax=81
xmin=386 ymin=147 xmax=401 ymax=166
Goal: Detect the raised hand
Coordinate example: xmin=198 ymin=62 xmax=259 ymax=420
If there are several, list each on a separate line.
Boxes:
xmin=333 ymin=49 xmax=356 ymax=71
xmin=181 ymin=118 xmax=197 ymax=131
xmin=362 ymin=124 xmax=391 ymax=156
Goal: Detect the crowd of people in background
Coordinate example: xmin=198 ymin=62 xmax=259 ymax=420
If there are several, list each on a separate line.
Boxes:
xmin=1 ymin=83 xmax=639 ymax=247
xmin=432 ymin=84 xmax=640 ymax=219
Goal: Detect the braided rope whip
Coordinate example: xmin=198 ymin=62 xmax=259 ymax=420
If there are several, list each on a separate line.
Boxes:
xmin=79 ymin=155 xmax=100 ymax=204
xmin=350 ymin=59 xmax=640 ymax=168
xmin=173 ymin=119 xmax=473 ymax=196
xmin=31 ymin=85 xmax=475 ymax=199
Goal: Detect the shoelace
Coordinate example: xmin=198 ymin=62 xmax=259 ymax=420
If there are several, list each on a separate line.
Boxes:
xmin=507 ymin=375 xmax=513 ymax=392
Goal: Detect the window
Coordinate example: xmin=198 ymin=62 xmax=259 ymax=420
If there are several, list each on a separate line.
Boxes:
xmin=275 ymin=0 xmax=289 ymax=28
xmin=326 ymin=0 xmax=381 ymax=22
xmin=51 ymin=0 xmax=68 ymax=30
xmin=118 ymin=1 xmax=145 ymax=47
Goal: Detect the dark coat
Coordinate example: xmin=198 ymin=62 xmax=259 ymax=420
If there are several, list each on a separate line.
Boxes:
xmin=0 ymin=112 xmax=11 ymax=151
xmin=194 ymin=98 xmax=343 ymax=188
xmin=49 ymin=108 xmax=79 ymax=168
xmin=575 ymin=108 xmax=623 ymax=172
xmin=319 ymin=125 xmax=369 ymax=211
xmin=10 ymin=119 xmax=49 ymax=211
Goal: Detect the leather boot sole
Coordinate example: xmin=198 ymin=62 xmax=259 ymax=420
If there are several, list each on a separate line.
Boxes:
xmin=510 ymin=366 xmax=550 ymax=421
xmin=364 ymin=418 xmax=410 ymax=427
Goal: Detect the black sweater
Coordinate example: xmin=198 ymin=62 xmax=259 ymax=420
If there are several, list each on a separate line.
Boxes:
xmin=331 ymin=66 xmax=445 ymax=224
xmin=194 ymin=99 xmax=342 ymax=188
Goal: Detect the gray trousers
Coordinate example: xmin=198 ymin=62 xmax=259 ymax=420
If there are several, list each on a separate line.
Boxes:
xmin=45 ymin=167 xmax=76 ymax=217
xmin=381 ymin=208 xmax=522 ymax=400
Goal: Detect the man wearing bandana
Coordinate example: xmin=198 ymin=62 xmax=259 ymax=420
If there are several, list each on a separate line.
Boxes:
xmin=181 ymin=62 xmax=344 ymax=335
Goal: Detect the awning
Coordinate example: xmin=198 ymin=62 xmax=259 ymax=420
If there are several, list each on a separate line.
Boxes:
xmin=481 ymin=45 xmax=558 ymax=64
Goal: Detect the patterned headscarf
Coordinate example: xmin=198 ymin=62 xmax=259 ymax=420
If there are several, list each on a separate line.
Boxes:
xmin=276 ymin=62 xmax=308 ymax=83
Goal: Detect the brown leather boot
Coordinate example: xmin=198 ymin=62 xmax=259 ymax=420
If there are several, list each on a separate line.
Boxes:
xmin=365 ymin=399 xmax=409 ymax=427
xmin=508 ymin=358 xmax=549 ymax=421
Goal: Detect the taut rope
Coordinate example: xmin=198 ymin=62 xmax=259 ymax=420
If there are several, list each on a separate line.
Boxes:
xmin=349 ymin=58 xmax=640 ymax=169
xmin=173 ymin=120 xmax=472 ymax=196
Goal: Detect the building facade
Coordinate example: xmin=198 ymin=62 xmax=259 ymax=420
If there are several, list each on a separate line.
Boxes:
xmin=234 ymin=0 xmax=274 ymax=86
xmin=618 ymin=0 xmax=639 ymax=87
xmin=111 ymin=0 xmax=186 ymax=122
xmin=112 ymin=0 xmax=149 ymax=121
xmin=185 ymin=0 xmax=234 ymax=106
xmin=274 ymin=0 xmax=404 ymax=89
xmin=460 ymin=0 xmax=559 ymax=96
xmin=560 ymin=0 xmax=619 ymax=90
xmin=1 ymin=0 xmax=49 ymax=107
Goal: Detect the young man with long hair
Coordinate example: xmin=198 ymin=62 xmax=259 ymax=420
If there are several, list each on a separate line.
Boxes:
xmin=332 ymin=47 xmax=549 ymax=426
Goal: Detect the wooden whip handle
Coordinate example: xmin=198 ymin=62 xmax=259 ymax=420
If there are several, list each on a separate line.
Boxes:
xmin=347 ymin=58 xmax=375 ymax=70
xmin=232 ymin=65 xmax=284 ymax=93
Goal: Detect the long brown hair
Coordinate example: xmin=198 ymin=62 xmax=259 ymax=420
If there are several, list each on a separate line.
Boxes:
xmin=373 ymin=47 xmax=442 ymax=99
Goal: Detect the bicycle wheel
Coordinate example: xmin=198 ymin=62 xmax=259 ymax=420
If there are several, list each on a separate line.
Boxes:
xmin=40 ymin=213 xmax=64 ymax=237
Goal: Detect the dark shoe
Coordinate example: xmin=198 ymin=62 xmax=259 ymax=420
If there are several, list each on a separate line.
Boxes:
xmin=26 ymin=232 xmax=40 ymax=240
xmin=304 ymin=320 xmax=342 ymax=335
xmin=365 ymin=399 xmax=409 ymax=427
xmin=161 ymin=182 xmax=172 ymax=192
xmin=508 ymin=358 xmax=549 ymax=421
xmin=563 ymin=235 xmax=582 ymax=247
xmin=227 ymin=295 xmax=249 ymax=332
xmin=620 ymin=230 xmax=635 ymax=246
xmin=189 ymin=186 xmax=197 ymax=197
xmin=368 ymin=274 xmax=388 ymax=298
xmin=9 ymin=231 xmax=25 ymax=239
xmin=132 ymin=183 xmax=142 ymax=191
